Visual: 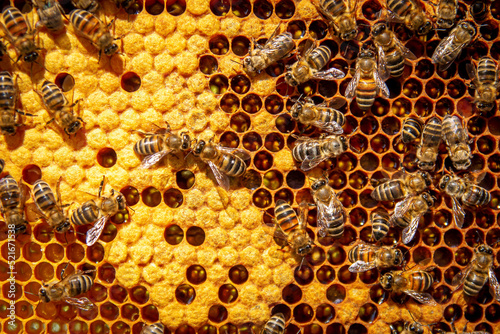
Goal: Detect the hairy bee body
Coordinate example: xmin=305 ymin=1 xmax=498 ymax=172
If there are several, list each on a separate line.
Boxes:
xmin=371 ymin=210 xmax=390 ymax=241
xmin=70 ymin=200 xmax=99 ymax=226
xmin=39 ymin=270 xmax=94 ymax=303
xmin=401 ymin=117 xmax=423 ymax=144
xmin=436 ymin=0 xmax=458 ymax=29
xmin=112 ymin=0 xmax=141 ymax=14
xmin=33 ymin=180 xmax=70 ymax=233
xmin=70 ymin=9 xmax=118 ymax=57
xmin=0 ymin=71 xmax=22 ymax=136
xmin=0 ymin=6 xmax=39 ymax=63
xmin=205 ymin=147 xmax=246 ymax=177
xmin=243 ymin=29 xmax=294 ymax=74
xmin=134 ymin=135 xmax=164 ymax=155
xmin=0 ymin=175 xmax=27 ymax=234
xmin=292 ymin=135 xmax=348 ymax=171
xmin=274 ymin=200 xmax=313 ymax=256
xmin=391 ymin=192 xmax=434 ymax=228
xmin=261 ymin=313 xmax=286 ymax=334
xmin=311 ymin=176 xmax=346 ymax=238
xmin=140 ymin=323 xmax=165 ymax=334
xmin=290 ymin=96 xmax=345 ymax=134
xmin=468 ymin=57 xmax=499 ymax=113
xmin=318 ymin=0 xmax=357 ymax=41
xmin=392 ymin=322 xmax=424 ymax=334
xmin=371 ymin=171 xmax=431 ymax=202
xmin=416 ymin=116 xmax=442 ymax=170
xmin=380 ymin=269 xmax=436 ymax=304
xmin=72 ymin=0 xmax=99 ymax=13
xmin=442 ymin=115 xmax=472 ymax=170
xmin=470 ymin=0 xmax=488 ymax=22
xmin=386 ymin=0 xmax=433 ymax=35
xmin=348 ymin=243 xmax=404 ymax=272
xmin=34 ymin=0 xmax=65 ymax=32
xmin=432 ymin=21 xmax=476 ymax=71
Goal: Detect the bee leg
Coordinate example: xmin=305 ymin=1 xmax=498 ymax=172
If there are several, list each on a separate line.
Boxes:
xmin=98 ymin=176 xmax=106 ymax=198
xmin=60 ymin=262 xmax=70 ymax=279
xmin=15 ymin=109 xmax=36 ymax=117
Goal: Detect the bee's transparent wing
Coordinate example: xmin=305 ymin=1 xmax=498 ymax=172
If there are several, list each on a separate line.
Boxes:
xmin=262 ymin=32 xmax=294 ymax=61
xmin=431 ymin=34 xmax=464 ymax=71
xmin=345 ymin=70 xmax=360 ymax=99
xmin=394 ymin=38 xmax=417 ymax=60
xmin=312 ymin=67 xmax=346 ymax=81
xmin=488 ymin=267 xmax=500 ymax=302
xmin=376 ymin=45 xmax=390 ymax=81
xmin=217 ymin=146 xmax=251 ymax=161
xmin=466 ymin=62 xmax=479 ymax=88
xmin=86 ymin=215 xmax=109 ymax=246
xmin=349 ymin=260 xmax=377 ymax=273
xmin=374 ymin=70 xmax=390 ymax=98
xmin=404 ymin=290 xmax=437 ymax=305
xmin=390 ymin=196 xmax=414 ymax=221
xmin=328 ymin=97 xmax=347 ymax=109
xmin=208 ymin=161 xmax=230 ymax=191
xmin=402 ymin=214 xmax=421 ymax=244
xmin=316 ymin=201 xmax=329 ymax=237
xmin=301 ymin=155 xmax=326 ymax=171
xmin=385 ymin=9 xmax=405 ymax=23
xmin=452 ymin=261 xmax=474 ymax=288
xmin=139 ymin=149 xmax=171 ymax=169
xmin=451 ymin=196 xmax=465 ymax=228
xmin=311 ymin=119 xmax=344 ymax=134
xmin=63 ymin=296 xmax=95 ymax=311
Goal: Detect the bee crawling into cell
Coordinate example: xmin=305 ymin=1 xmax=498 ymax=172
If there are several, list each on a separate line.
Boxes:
xmin=71 ymin=176 xmax=128 ymax=246
xmin=430 ymin=0 xmax=458 ymax=29
xmin=434 ymin=316 xmax=491 ymax=334
xmin=431 ymin=21 xmax=476 ymax=71
xmin=397 ymin=117 xmax=423 ymax=146
xmin=467 ymin=57 xmax=500 ymax=114
xmin=292 ymin=134 xmax=348 ymax=171
xmin=133 ymin=122 xmax=191 ymax=169
xmin=192 ymin=137 xmax=250 ymax=191
xmin=289 ymin=95 xmax=346 ymax=134
xmin=32 ymin=0 xmax=66 ymax=32
xmin=348 ymin=242 xmax=404 ymax=272
xmin=140 ymin=322 xmax=165 ymax=334
xmin=442 ymin=114 xmax=473 ymax=170
xmin=371 ymin=170 xmax=432 ymax=202
xmin=313 ymin=0 xmax=358 ymax=41
xmin=389 ymin=310 xmax=433 ymax=334
xmin=71 ymin=0 xmax=99 ymax=13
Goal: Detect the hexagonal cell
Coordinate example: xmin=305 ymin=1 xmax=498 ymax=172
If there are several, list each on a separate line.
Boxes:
xmin=287 ymin=20 xmax=307 ymax=39
xmin=231 ymin=36 xmax=250 ymax=56
xmin=209 ymin=305 xmax=228 ymax=323
xmin=22 ymin=164 xmax=42 ymax=184
xmin=293 ymin=303 xmax=314 ymax=323
xmin=209 ymin=75 xmax=229 ymax=94
xmin=230 ymin=112 xmax=251 ymax=132
xmin=402 ymin=78 xmax=422 ymax=98
xmin=175 ymin=284 xmax=196 ymax=305
xmin=219 ymin=131 xmax=240 ymax=148
xmin=275 ymin=0 xmax=295 ymax=19
xmin=210 ymin=0 xmax=230 ymax=15
xmin=219 ymin=283 xmax=238 ymax=304
xmin=309 ymin=20 xmax=328 ymax=40
xmin=141 ymin=186 xmax=162 ymax=207
xmin=121 ymin=72 xmax=141 ymax=92
xmin=209 ymin=35 xmax=230 ymax=55
xmin=415 ymin=59 xmax=434 ymax=79
xmin=326 ymin=284 xmax=346 ymax=304
xmin=253 ymin=0 xmax=273 ymax=19
xmin=186 ymin=226 xmax=205 ymax=246
xmin=294 ymin=265 xmax=314 ymax=285
xmin=414 ymin=97 xmax=433 ymax=117
xmin=282 ymin=283 xmax=302 ymax=304
xmin=164 ymin=225 xmax=184 ymax=245
xmin=199 ymin=55 xmax=218 ymax=75
xmin=96 ymin=148 xmax=117 ymax=168
xmin=232 ymin=0 xmax=251 ymax=17
xmin=265 ymin=95 xmax=284 ymax=114
xmin=231 ymin=74 xmax=251 ymax=94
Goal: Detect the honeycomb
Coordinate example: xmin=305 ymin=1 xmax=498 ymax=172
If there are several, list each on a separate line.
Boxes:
xmin=0 ymin=0 xmax=500 ymax=333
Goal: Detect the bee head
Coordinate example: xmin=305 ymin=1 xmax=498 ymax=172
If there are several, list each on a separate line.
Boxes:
xmin=476 ymin=244 xmax=493 ymax=255
xmin=380 ymin=273 xmax=394 ymax=290
xmin=298 ymin=243 xmax=312 ymax=256
xmin=115 ymin=192 xmax=127 ymax=210
xmin=417 ymin=21 xmax=433 ymax=35
xmin=1 ymin=126 xmax=16 ymax=136
xmin=24 ymin=51 xmax=39 ymax=63
xmin=39 ymin=288 xmax=50 ymax=302
xmin=439 ymin=175 xmax=451 ymax=189
xmin=453 ymin=158 xmax=471 ymax=170
xmin=371 ymin=23 xmax=386 ymax=37
xmin=56 ymin=220 xmax=71 ymax=234
xmin=417 ymin=160 xmax=435 ymax=170
xmin=421 ymin=192 xmax=435 ymax=207
xmin=243 ymin=57 xmax=254 ymax=72
xmin=104 ymin=44 xmax=119 ymax=56
xmin=14 ymin=224 xmax=27 ymax=235
xmin=359 ymin=49 xmax=375 ymax=59
xmin=437 ymin=18 xmax=454 ymax=29
xmin=284 ymin=72 xmax=298 ymax=87
xmin=393 ymin=249 xmax=404 ymax=266
xmin=407 ymin=322 xmax=424 ymax=334
xmin=461 ymin=22 xmax=476 ymax=37
xmin=420 ymin=171 xmax=432 ymax=187
xmin=181 ymin=133 xmax=191 ymax=151
xmin=477 ymin=101 xmax=494 ymax=112
xmin=341 ymin=29 xmax=358 ymax=41
xmin=290 ymin=101 xmax=302 ymax=119
xmin=66 ymin=121 xmax=82 ymax=135
xmin=193 ymin=140 xmax=206 ymax=156
xmin=311 ymin=179 xmax=327 ymax=191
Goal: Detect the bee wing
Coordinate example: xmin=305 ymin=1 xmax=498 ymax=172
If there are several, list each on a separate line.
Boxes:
xmin=217 ymin=146 xmax=251 ymax=161
xmin=261 ymin=33 xmax=294 ymax=60
xmin=19 ymin=177 xmax=29 ymax=211
xmin=293 ymin=135 xmax=313 ymax=145
xmin=312 ymin=67 xmax=346 ymax=81
xmin=465 ymin=62 xmax=479 ymax=88
xmin=328 ymin=97 xmax=347 ymax=109
xmin=431 ymin=35 xmax=465 ymax=71
xmin=273 ymin=224 xmax=289 ymax=241
xmin=86 ymin=215 xmax=109 ymax=246
xmin=488 ymin=267 xmax=500 ymax=302
xmin=264 ymin=23 xmax=282 ymax=48
xmin=311 ymin=119 xmax=344 ymax=134
xmin=385 ymin=9 xmax=405 ymax=23
xmin=402 ymin=214 xmax=421 ymax=245
xmin=394 ymin=38 xmax=417 ymax=60
xmin=451 ymin=261 xmax=474 ymax=287
xmin=390 ymin=196 xmax=414 ymax=221
xmin=63 ymin=296 xmax=95 ymax=311
xmin=345 ymin=70 xmax=361 ymax=99
xmin=374 ymin=70 xmax=390 ymax=98
xmin=208 ymin=161 xmax=230 ymax=191
xmin=139 ymin=149 xmax=171 ymax=169
xmin=376 ymin=46 xmax=390 ymax=81
xmin=316 ymin=200 xmax=341 ymax=237
xmin=404 ymin=290 xmax=437 ymax=305
xmin=451 ymin=196 xmax=465 ymax=228
xmin=349 ymin=260 xmax=377 ymax=273
xmin=301 ymin=155 xmax=326 ymax=171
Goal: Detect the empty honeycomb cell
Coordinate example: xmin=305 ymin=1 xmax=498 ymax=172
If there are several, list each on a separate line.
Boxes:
xmin=485 ymin=304 xmax=500 ymax=323
xmin=262 ymin=170 xmax=283 ymax=190
xmin=220 ymin=131 xmax=240 ymax=148
xmin=273 ymin=188 xmax=293 ymax=204
xmin=360 ymin=153 xmax=379 ymax=171
xmin=230 ymin=113 xmax=251 ymax=132
xmin=338 ymin=265 xmax=356 ymax=284
xmin=468 ymin=41 xmax=489 ymax=60
xmin=168 ymin=0 xmax=186 ymax=15
xmin=275 ymin=77 xmax=295 ymax=96
xmin=486 ymin=228 xmax=500 ymax=247
xmin=96 ymin=148 xmax=118 ymax=168
xmin=444 ymin=304 xmax=463 ymax=322
xmin=121 ymin=72 xmax=142 ymax=93
xmin=433 ymin=247 xmax=453 ymax=267
xmin=22 ymin=164 xmax=41 ymax=185
xmin=253 ymin=188 xmax=272 ymax=208
xmin=219 ymin=283 xmax=238 ymax=304
xmin=242 ymin=132 xmax=263 ymax=151
xmin=415 ymin=59 xmax=434 ymax=79
xmin=434 ymin=210 xmax=452 ymax=229
xmin=164 ymin=225 xmax=184 ymax=245
xmin=381 ymin=153 xmax=401 ymax=172
xmin=477 ymin=135 xmax=495 ymax=155
xmin=340 ymin=41 xmax=359 ymax=61
xmin=437 ymin=63 xmax=457 ymax=80
xmin=402 ymin=78 xmax=422 ymax=98
xmin=369 ymin=284 xmax=389 ymax=305
xmin=44 ymin=243 xmax=64 ymax=263
xmin=146 ymin=0 xmax=165 ymax=15
xmin=286 ymin=170 xmax=305 ymax=189
xmin=141 ymin=186 xmax=162 ymax=207
xmin=412 ymin=246 xmax=431 ymax=265
xmin=455 ymin=247 xmax=473 ymax=266
xmin=210 ymin=0 xmax=230 ymax=15
xmin=199 ymin=55 xmax=219 ymax=75
xmin=326 ymin=284 xmax=346 ymax=304
xmin=294 ymin=265 xmax=314 ymax=285
xmin=293 ymin=303 xmax=314 ymax=323
xmin=210 ymin=36 xmax=230 ymax=55
xmin=242 ymin=94 xmax=262 ymax=113
xmin=282 ymin=283 xmax=303 ymax=304
xmin=359 ymin=191 xmax=377 ymax=209
xmin=386 ymin=79 xmax=402 ymax=99
xmin=443 ymin=229 xmax=463 ymax=248
xmin=308 ymin=20 xmax=328 ymax=40
xmin=176 ymin=170 xmax=195 ymax=190
xmin=253 ymin=0 xmax=273 ymax=19
xmin=54 ymin=73 xmax=75 ymax=93
xmin=176 ymin=284 xmax=196 ymax=305
xmin=414 ymin=97 xmax=433 ymax=117
xmin=254 ymin=151 xmax=274 ymax=171
xmin=175 ymin=325 xmax=196 ymax=334
xmin=359 ymin=116 xmax=378 ymax=135
xmin=87 ymin=243 xmax=105 ymax=263
xmin=265 ymin=95 xmax=284 ymax=115
xmin=361 ymin=0 xmax=382 ymax=19
xmin=435 ymin=98 xmax=455 ymax=117
xmin=210 ymin=75 xmax=229 ymax=95
xmin=130 ymin=285 xmax=149 ymax=304
xmin=465 ymin=303 xmax=484 ymax=323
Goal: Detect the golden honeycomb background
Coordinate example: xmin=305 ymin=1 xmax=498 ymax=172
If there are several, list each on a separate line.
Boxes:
xmin=1 ymin=0 xmax=500 ymax=333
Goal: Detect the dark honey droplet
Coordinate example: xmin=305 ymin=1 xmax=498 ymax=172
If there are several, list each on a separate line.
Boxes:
xmin=175 ymin=284 xmax=196 ymax=305
xmin=209 ymin=305 xmax=228 ymax=322
xmin=229 ymin=265 xmax=248 ymax=284
xmin=121 ymin=72 xmax=141 ymax=92
xmin=96 ymin=148 xmax=117 ymax=168
xmin=164 ymin=225 xmax=184 ymax=245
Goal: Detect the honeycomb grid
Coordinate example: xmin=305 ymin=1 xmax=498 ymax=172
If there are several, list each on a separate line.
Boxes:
xmin=0 ymin=0 xmax=499 ymax=333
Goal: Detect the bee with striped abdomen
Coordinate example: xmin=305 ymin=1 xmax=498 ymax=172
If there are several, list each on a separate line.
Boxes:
xmin=467 ymin=57 xmax=500 ymax=113
xmin=452 ymin=244 xmax=500 ymax=302
xmin=289 ymin=96 xmax=346 ymax=134
xmin=442 ymin=114 xmax=472 ymax=170
xmin=0 ymin=6 xmax=39 ymax=63
xmin=380 ymin=267 xmax=437 ymax=305
xmin=71 ymin=176 xmax=127 ymax=246
xmin=416 ymin=116 xmax=442 ymax=171
xmin=385 ymin=0 xmax=433 ymax=35
xmin=243 ymin=24 xmax=294 ymax=75
xmin=315 ymin=0 xmax=358 ymax=41
xmin=310 ymin=175 xmax=347 ymax=238
xmin=71 ymin=0 xmax=99 ymax=13
xmin=398 ymin=117 xmax=423 ymax=145
xmin=0 ymin=71 xmax=34 ymax=136
xmin=32 ymin=178 xmax=70 ymax=233
xmin=140 ymin=323 xmax=165 ymax=334
xmin=69 ymin=9 xmax=119 ymax=59
xmin=345 ymin=48 xmax=390 ymax=110
xmin=435 ymin=0 xmax=458 ymax=29
xmin=38 ymin=264 xmax=95 ymax=310
xmin=33 ymin=0 xmax=65 ymax=32
xmin=292 ymin=134 xmax=348 ymax=171
xmin=133 ymin=123 xmax=191 ymax=169
xmin=431 ymin=21 xmax=476 ymax=71
xmin=261 ymin=313 xmax=286 ymax=334
xmin=284 ymin=45 xmax=345 ymax=87
xmin=371 ymin=170 xmax=432 ymax=202
xmin=0 ymin=175 xmax=29 ymax=235
xmin=390 ymin=192 xmax=435 ymax=244
xmin=348 ymin=242 xmax=404 ymax=272
xmin=438 ymin=173 xmax=491 ymax=228
xmin=192 ymin=138 xmax=250 ymax=191
xmin=36 ymin=80 xmax=83 ymax=136
xmin=371 ymin=22 xmax=417 ymax=79
xmin=371 ymin=210 xmax=391 ymax=241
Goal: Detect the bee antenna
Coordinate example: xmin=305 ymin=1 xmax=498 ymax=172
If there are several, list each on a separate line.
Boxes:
xmin=24 ymin=291 xmax=38 ymax=296
xmin=297 ymin=256 xmax=306 ymax=272
xmin=230 ymin=59 xmax=243 ymax=66
xmin=475 ymin=229 xmax=484 ymax=245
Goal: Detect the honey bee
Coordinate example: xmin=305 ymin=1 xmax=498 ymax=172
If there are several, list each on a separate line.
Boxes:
xmin=470 ymin=0 xmax=488 ymax=22
xmin=38 ymin=264 xmax=95 ymax=310
xmin=442 ymin=114 xmax=472 ymax=170
xmin=112 ymin=0 xmax=142 ymax=14
xmin=380 ymin=267 xmax=437 ymax=305
xmin=416 ymin=116 xmax=442 ymax=171
xmin=33 ymin=0 xmax=65 ymax=32
xmin=348 ymin=242 xmax=404 ymax=272
xmin=452 ymin=244 xmax=500 ymax=302
xmin=390 ymin=192 xmax=435 ymax=244
xmin=261 ymin=313 xmax=286 ymax=334
xmin=69 ymin=9 xmax=119 ymax=59
xmin=273 ymin=199 xmax=313 ymax=258
xmin=431 ymin=21 xmax=476 ymax=71
xmin=315 ymin=0 xmax=358 ymax=41
xmin=371 ymin=170 xmax=432 ymax=202
xmin=467 ymin=57 xmax=500 ymax=113
xmin=192 ymin=139 xmax=250 ymax=191
xmin=36 ymin=80 xmax=84 ymax=136
xmin=371 ymin=210 xmax=391 ymax=241
xmin=140 ymin=323 xmax=165 ymax=334
xmin=32 ymin=179 xmax=70 ymax=233
xmin=371 ymin=22 xmax=417 ymax=79
xmin=0 ymin=71 xmax=26 ymax=136
xmin=284 ymin=45 xmax=345 ymax=87
xmin=0 ymin=6 xmax=40 ymax=63
xmin=292 ymin=134 xmax=348 ymax=171
xmin=71 ymin=0 xmax=99 ymax=13
xmin=435 ymin=0 xmax=458 ymax=29
xmin=0 ymin=175 xmax=29 ymax=235
xmin=434 ymin=320 xmax=491 ymax=334
xmin=310 ymin=175 xmax=347 ymax=238
xmin=398 ymin=117 xmax=423 ymax=145
xmin=345 ymin=48 xmax=390 ymax=110
xmin=385 ymin=0 xmax=433 ymax=35
xmin=438 ymin=174 xmax=491 ymax=229
xmin=243 ymin=24 xmax=294 ymax=75
xmin=289 ymin=96 xmax=346 ymax=134
xmin=133 ymin=123 xmax=191 ymax=169
xmin=390 ymin=321 xmax=424 ymax=334
xmin=71 ymin=177 xmax=127 ymax=246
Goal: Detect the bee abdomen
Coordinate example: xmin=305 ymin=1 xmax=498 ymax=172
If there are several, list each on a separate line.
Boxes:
xmin=387 ymin=0 xmax=411 ymax=17
xmin=134 ymin=135 xmax=164 ymax=156
xmin=409 ymin=271 xmax=433 ymax=291
xmin=0 ymin=71 xmax=15 ymax=109
xmin=292 ymin=142 xmax=308 ymax=162
xmin=320 ymin=109 xmax=345 ymax=127
xmin=0 ymin=176 xmax=20 ymax=209
xmin=393 ymin=214 xmax=410 ymax=228
xmin=70 ymin=201 xmax=99 ymax=226
xmin=70 ymin=9 xmax=100 ymax=39
xmin=217 ymin=153 xmax=246 ymax=177
xmin=33 ymin=180 xmax=56 ymax=211
xmin=326 ymin=214 xmax=344 ymax=238
xmin=68 ymin=274 xmax=94 ymax=297
xmin=422 ymin=117 xmax=442 ymax=142
xmin=477 ymin=57 xmax=497 ymax=84
xmin=275 ymin=200 xmax=298 ymax=232
xmin=386 ymin=53 xmax=405 ymax=77
xmin=263 ymin=313 xmax=286 ymax=334
xmin=320 ymin=0 xmax=346 ymax=17
xmin=402 ymin=118 xmax=423 ymax=143
xmin=463 ymin=186 xmax=491 ymax=206
xmin=356 ymin=80 xmax=377 ymax=110
xmin=2 ymin=7 xmax=28 ymax=37
xmin=372 ymin=211 xmax=390 ymax=241
xmin=348 ymin=245 xmax=374 ymax=263
xmin=142 ymin=323 xmax=165 ymax=334
xmin=41 ymin=81 xmax=65 ymax=110
xmin=371 ymin=181 xmax=404 ymax=201
xmin=308 ymin=46 xmax=331 ymax=71
xmin=464 ymin=270 xmax=488 ymax=296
